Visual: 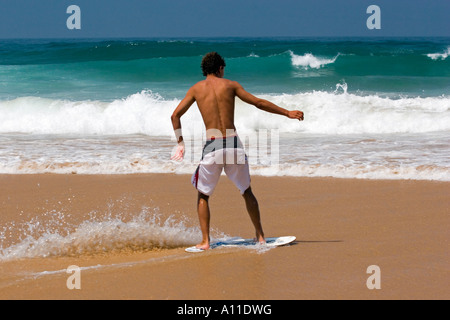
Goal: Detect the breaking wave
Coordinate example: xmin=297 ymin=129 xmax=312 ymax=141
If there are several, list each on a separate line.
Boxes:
xmin=0 ymin=89 xmax=448 ymax=136
xmin=0 ymin=209 xmax=201 ymax=261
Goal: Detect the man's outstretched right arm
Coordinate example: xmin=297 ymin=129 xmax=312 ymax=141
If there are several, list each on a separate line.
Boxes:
xmin=170 ymin=88 xmax=195 ymax=160
xmin=235 ymin=82 xmax=304 ymax=121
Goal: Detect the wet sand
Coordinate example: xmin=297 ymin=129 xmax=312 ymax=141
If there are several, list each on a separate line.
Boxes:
xmin=0 ymin=174 xmax=448 ymax=300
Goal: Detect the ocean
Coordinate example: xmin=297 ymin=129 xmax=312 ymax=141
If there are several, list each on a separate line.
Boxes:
xmin=0 ymin=37 xmax=449 ymax=180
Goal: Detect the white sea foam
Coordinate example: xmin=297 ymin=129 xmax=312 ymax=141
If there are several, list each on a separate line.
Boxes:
xmin=251 ymin=162 xmax=450 ymax=181
xmin=0 ymin=90 xmax=448 ymax=136
xmin=1 ymin=131 xmax=448 ymax=181
xmin=0 ymin=209 xmax=202 ymax=261
xmin=426 ymin=47 xmax=450 ymax=60
xmin=256 ymin=91 xmax=450 ymax=135
xmin=0 ymin=91 xmax=179 ymax=136
xmin=289 ymin=51 xmax=339 ymax=69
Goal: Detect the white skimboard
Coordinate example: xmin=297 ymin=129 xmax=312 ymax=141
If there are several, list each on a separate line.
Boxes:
xmin=185 ymin=236 xmax=296 ymax=253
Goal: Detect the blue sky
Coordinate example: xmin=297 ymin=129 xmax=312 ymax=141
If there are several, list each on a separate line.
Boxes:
xmin=0 ymin=0 xmax=448 ymax=39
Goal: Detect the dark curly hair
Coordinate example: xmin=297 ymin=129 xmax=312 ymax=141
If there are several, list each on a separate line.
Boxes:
xmin=201 ymin=52 xmax=226 ymax=76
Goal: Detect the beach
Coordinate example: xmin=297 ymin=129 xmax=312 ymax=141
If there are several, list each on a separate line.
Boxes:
xmin=0 ymin=173 xmax=448 ymax=300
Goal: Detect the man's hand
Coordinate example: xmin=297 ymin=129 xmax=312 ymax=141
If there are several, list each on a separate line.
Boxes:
xmin=287 ymin=110 xmax=304 ymax=121
xmin=171 ymin=142 xmax=185 ymax=161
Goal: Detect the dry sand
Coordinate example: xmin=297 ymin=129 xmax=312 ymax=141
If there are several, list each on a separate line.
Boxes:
xmin=0 ymin=174 xmax=448 ymax=300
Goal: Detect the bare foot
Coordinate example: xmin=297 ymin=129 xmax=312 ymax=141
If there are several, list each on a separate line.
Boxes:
xmin=255 ymin=234 xmax=266 ymax=244
xmin=195 ymin=241 xmax=210 ymax=251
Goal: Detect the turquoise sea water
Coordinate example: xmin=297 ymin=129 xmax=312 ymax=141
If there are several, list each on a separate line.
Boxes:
xmin=0 ymin=37 xmax=449 ymax=180
xmin=1 ymin=37 xmax=449 ymax=100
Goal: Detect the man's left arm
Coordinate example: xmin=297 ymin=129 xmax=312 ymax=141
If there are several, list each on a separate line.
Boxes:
xmin=235 ymin=82 xmax=304 ymax=121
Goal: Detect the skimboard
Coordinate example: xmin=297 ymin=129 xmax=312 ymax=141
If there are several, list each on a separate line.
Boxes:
xmin=185 ymin=236 xmax=296 ymax=253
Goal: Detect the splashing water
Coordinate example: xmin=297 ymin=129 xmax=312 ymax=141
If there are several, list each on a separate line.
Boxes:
xmin=0 ymin=208 xmax=203 ymax=261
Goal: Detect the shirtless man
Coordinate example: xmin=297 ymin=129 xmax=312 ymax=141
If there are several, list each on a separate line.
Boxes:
xmin=171 ymin=52 xmax=304 ymax=251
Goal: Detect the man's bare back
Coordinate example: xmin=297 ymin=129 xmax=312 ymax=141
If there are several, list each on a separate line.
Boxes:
xmin=190 ymin=75 xmax=238 ymax=138
xmin=171 ymin=66 xmax=303 ymax=145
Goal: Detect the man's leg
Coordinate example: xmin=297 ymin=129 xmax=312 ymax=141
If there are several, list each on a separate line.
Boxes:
xmin=242 ymin=187 xmax=265 ymax=243
xmin=196 ymin=191 xmax=211 ymax=250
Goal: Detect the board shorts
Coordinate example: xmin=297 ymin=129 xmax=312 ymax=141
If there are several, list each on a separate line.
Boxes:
xmin=191 ymin=135 xmax=250 ymax=196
